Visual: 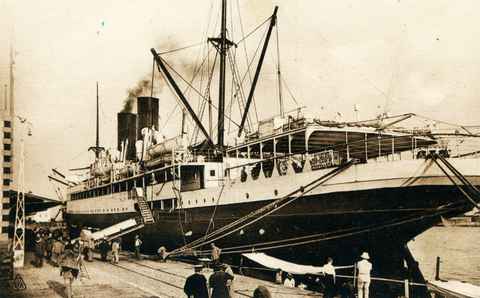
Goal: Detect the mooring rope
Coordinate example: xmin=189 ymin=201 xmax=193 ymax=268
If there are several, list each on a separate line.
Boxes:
xmin=170 ymin=160 xmax=355 ymax=256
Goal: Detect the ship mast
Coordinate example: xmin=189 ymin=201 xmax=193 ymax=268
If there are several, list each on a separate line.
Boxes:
xmin=217 ymin=0 xmax=227 ymax=150
xmin=88 ymin=82 xmax=104 ymax=158
xmin=207 ymin=0 xmax=234 ymax=151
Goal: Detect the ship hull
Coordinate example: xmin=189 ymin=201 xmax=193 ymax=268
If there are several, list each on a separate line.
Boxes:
xmin=66 ymin=158 xmax=479 ymax=297
xmin=67 ymin=184 xmax=469 ymax=251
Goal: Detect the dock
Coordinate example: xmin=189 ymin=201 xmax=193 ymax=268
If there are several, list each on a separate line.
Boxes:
xmin=1 ymin=252 xmax=321 ymax=298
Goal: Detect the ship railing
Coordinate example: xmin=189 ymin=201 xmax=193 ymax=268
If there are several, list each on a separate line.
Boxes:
xmin=224 ymin=133 xmax=465 ymax=183
xmin=224 ymin=262 xmax=429 ymax=297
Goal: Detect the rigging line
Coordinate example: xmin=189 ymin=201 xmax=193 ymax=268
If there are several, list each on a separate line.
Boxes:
xmin=235 ymin=16 xmax=272 ymax=45
xmin=193 ymin=98 xmax=208 ymax=145
xmin=170 ymin=161 xmax=353 ymax=254
xmin=432 ymin=157 xmax=480 ymax=209
xmin=281 ymin=76 xmax=299 ymax=106
xmin=413 ymin=114 xmax=473 ymax=133
xmin=158 ymin=41 xmax=205 ymax=55
xmin=205 ymin=184 xmax=225 ymax=237
xmin=161 ymin=105 xmax=179 ymax=130
xmin=275 ymin=18 xmax=283 ymax=116
xmin=230 ymin=46 xmax=253 ymax=130
xmin=192 ymin=203 xmax=463 ymax=255
xmin=209 ymin=204 xmax=466 ymax=255
xmin=236 ymin=0 xmax=257 ymax=123
xmin=227 ymin=49 xmax=252 ymax=131
xmin=161 ymin=55 xmax=241 ymax=127
xmin=237 ymin=23 xmax=269 ymax=102
xmin=227 ymin=71 xmax=235 ymax=134
xmin=171 ymin=167 xmax=187 ymax=246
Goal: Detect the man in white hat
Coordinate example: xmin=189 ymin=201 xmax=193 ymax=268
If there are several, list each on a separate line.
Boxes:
xmin=357 ymin=252 xmax=372 ymax=298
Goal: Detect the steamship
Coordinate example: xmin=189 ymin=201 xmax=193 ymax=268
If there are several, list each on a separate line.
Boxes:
xmin=63 ymin=2 xmax=479 ymax=296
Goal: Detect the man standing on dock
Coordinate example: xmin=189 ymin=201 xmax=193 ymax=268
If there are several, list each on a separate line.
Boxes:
xmin=184 ymin=264 xmax=208 ymax=298
xmin=111 ymin=239 xmax=120 ymax=264
xmin=322 ymin=257 xmax=336 ymax=298
xmin=99 ymin=238 xmax=110 ymax=262
xmin=134 ymin=235 xmax=142 ymax=260
xmin=357 ymin=252 xmax=372 ymax=298
xmin=211 ymin=242 xmax=221 ymax=265
xmin=209 ymin=263 xmax=234 ymax=298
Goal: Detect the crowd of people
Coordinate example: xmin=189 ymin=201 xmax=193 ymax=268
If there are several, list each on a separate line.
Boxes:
xmin=30 ymin=228 xmax=374 ymax=298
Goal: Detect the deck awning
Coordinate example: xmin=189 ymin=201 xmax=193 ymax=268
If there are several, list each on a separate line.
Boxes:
xmin=228 ymin=125 xmax=436 ymax=159
xmin=242 ymin=252 xmax=324 ymax=275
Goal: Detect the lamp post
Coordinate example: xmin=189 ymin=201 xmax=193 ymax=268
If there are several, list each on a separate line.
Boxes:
xmin=12 ymin=116 xmax=31 ymax=268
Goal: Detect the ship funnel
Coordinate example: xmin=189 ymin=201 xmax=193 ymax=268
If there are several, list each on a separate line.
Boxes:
xmin=117 ymin=112 xmax=137 ymax=161
xmin=137 ymin=96 xmax=159 ymax=140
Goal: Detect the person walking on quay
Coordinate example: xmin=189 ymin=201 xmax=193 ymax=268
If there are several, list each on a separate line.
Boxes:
xmin=134 ymin=235 xmax=142 ymax=260
xmin=33 ymin=234 xmax=45 ymax=267
xmin=209 ymin=263 xmax=234 ymax=298
xmin=98 ymin=237 xmax=110 ymax=262
xmin=210 ymin=242 xmax=221 ymax=265
xmin=51 ymin=237 xmax=65 ymax=266
xmin=59 ymin=243 xmax=80 ymax=298
xmin=111 ymin=239 xmax=120 ymax=264
xmin=184 ymin=264 xmax=208 ymax=298
xmin=357 ymin=252 xmax=372 ymax=298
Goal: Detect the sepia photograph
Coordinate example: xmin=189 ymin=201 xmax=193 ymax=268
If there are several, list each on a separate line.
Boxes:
xmin=0 ymin=1 xmax=479 ymax=297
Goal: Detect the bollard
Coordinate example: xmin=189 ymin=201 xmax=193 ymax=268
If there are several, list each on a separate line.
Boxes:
xmin=404 ymin=279 xmax=410 ymax=298
xmin=435 ymin=256 xmax=441 ymax=281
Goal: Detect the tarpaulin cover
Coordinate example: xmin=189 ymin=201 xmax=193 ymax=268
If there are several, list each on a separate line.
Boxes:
xmin=242 ymin=252 xmax=324 ymax=275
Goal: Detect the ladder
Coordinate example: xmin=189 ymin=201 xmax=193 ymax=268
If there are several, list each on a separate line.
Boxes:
xmin=135 ymin=188 xmax=155 ymax=224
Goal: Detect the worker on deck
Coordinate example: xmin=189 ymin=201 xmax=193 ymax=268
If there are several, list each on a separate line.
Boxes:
xmin=134 ymin=235 xmax=143 ymax=259
xmin=184 ymin=264 xmax=208 ymax=298
xmin=357 ymin=252 xmax=372 ymax=298
xmin=210 ymin=242 xmax=221 ymax=265
xmin=322 ymin=257 xmax=336 ymax=298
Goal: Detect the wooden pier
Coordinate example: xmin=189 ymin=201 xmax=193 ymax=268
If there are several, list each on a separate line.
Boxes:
xmin=0 ymin=252 xmax=321 ymax=298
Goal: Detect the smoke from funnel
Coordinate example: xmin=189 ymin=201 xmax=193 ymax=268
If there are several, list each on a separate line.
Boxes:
xmin=121 ymin=40 xmax=208 ymax=113
xmin=121 ymin=77 xmax=152 ymax=112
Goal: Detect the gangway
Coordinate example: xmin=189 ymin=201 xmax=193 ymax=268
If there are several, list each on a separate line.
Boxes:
xmin=134 ymin=187 xmax=155 ymax=224
xmin=79 ymin=218 xmax=145 ymax=243
xmin=77 ymin=187 xmax=156 ymax=244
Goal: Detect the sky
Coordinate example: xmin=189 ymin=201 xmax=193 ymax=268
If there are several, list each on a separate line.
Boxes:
xmin=1 ymin=0 xmax=480 ymax=198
